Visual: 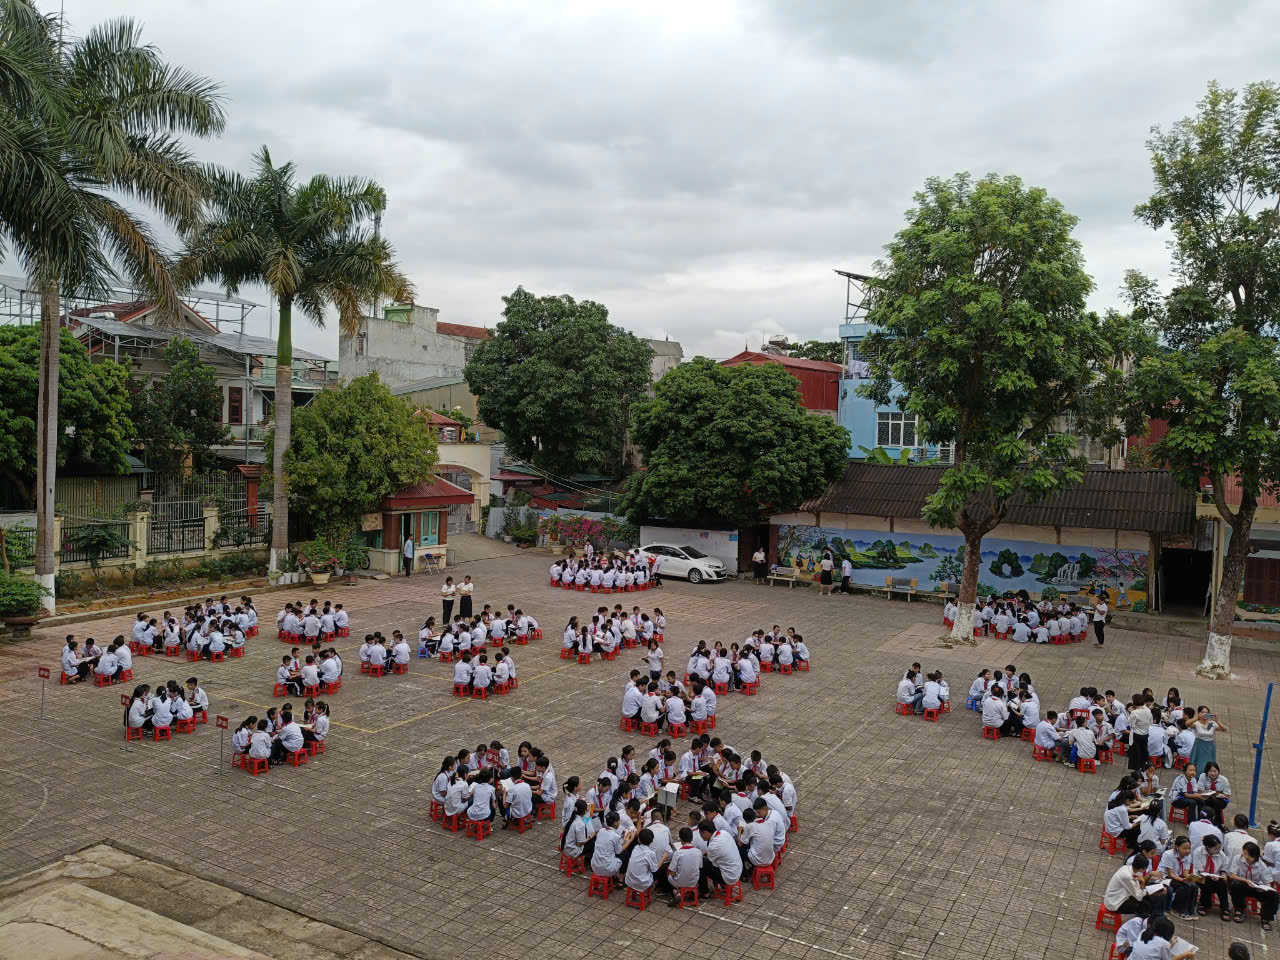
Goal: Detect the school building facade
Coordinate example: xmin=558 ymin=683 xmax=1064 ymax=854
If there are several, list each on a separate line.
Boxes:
xmin=766 ymin=463 xmax=1201 ymax=616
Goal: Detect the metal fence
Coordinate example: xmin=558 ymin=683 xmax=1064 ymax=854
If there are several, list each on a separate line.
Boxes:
xmin=61 ymin=519 xmax=133 ymax=564
xmin=216 ymin=507 xmax=268 ymax=547
xmin=1 ymin=524 xmax=36 ymax=569
xmin=151 ymin=472 xmax=248 ymax=523
xmin=148 ymin=517 xmax=207 ymax=555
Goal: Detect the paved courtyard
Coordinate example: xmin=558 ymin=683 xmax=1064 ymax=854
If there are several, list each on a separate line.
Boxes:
xmin=0 ymin=548 xmax=1276 ymax=960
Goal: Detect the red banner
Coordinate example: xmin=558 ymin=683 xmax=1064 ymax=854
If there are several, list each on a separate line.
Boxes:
xmin=215 ymin=715 xmax=229 ymax=729
xmin=37 ymin=666 xmax=50 ymax=679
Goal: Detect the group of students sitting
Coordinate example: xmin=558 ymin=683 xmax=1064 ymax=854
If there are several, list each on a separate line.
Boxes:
xmin=275 ymin=599 xmax=349 ymax=646
xmin=559 ymin=605 xmax=666 ymax=661
xmin=1102 ymin=787 xmax=1280 ymax=930
xmin=550 ymin=551 xmax=660 ymax=592
xmin=421 ymin=604 xmax=541 ymax=659
xmin=559 ymin=737 xmax=797 ymax=906
xmin=943 ymin=595 xmax=1095 ymax=643
xmin=275 ymin=645 xmax=344 ymax=695
xmin=123 ymin=678 xmax=209 ymax=735
xmin=61 ymin=634 xmax=136 ymax=684
xmin=895 ymin=662 xmax=951 ymax=714
xmin=431 ymin=740 xmax=556 ymax=829
xmin=231 ymin=698 xmax=330 ymax=766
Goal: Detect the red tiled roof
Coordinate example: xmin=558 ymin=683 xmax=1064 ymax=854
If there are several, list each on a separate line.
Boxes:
xmin=417 ymin=409 xmax=463 ymax=427
xmin=381 ymin=476 xmax=475 ymax=509
xmin=721 ymin=351 xmax=843 ymax=373
xmin=437 ymin=321 xmax=491 ymax=340
xmin=68 ymin=299 xmax=219 ymax=332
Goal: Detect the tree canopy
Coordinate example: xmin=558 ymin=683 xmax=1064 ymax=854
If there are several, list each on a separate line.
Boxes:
xmin=787 ymin=340 xmax=842 ymax=364
xmin=130 ymin=337 xmax=229 ymax=472
xmin=464 ymin=288 xmax=654 ymax=477
xmin=620 ymin=357 xmax=849 ymax=529
xmin=861 ymin=172 xmax=1136 ymax=636
xmin=272 ymin=374 xmax=438 ymax=538
xmin=0 ymin=326 xmax=133 ymax=504
xmin=1125 ymin=80 xmax=1280 ymax=677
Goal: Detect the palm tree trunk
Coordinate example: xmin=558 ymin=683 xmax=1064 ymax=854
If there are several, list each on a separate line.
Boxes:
xmin=269 ymin=297 xmax=293 ymax=573
xmin=34 ymin=278 xmax=60 ymax=613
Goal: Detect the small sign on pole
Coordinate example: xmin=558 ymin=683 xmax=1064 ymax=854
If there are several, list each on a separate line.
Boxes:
xmin=215 ymin=715 xmax=229 ymax=774
xmin=36 ymin=666 xmax=49 ymax=721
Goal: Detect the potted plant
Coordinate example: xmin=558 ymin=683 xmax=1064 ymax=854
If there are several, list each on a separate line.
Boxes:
xmin=340 ymin=532 xmax=369 ymax=585
xmin=0 ymin=571 xmax=51 ymax=638
xmin=295 ymin=539 xmax=339 ymax=585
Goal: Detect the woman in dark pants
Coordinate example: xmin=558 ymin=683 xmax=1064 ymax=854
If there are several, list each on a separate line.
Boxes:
xmin=1093 ymin=599 xmax=1108 ymax=647
xmin=458 ymin=575 xmax=474 ymax=619
xmin=441 ymin=576 xmax=455 ymax=624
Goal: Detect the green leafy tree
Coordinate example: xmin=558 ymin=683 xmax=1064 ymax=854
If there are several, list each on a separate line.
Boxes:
xmin=621 ymin=357 xmax=849 ymax=529
xmin=0 ymin=326 xmax=133 ymax=503
xmin=267 ymin=374 xmax=437 ymax=540
xmin=788 ymin=340 xmax=843 ymax=364
xmin=130 ymin=337 xmax=229 ymax=472
xmin=464 ymin=288 xmax=654 ymax=477
xmin=177 ymin=148 xmax=413 ymax=573
xmin=0 ymin=1 xmax=225 ymax=612
xmin=861 ymin=173 xmax=1138 ymax=640
xmin=1126 ymin=81 xmax=1280 ymax=678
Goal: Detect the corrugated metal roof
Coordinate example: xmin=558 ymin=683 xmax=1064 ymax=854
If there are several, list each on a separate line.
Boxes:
xmin=799 ymin=463 xmax=1194 ymax=535
xmin=72 ymin=314 xmax=331 ymax=363
xmin=389 ymin=376 xmax=467 ymax=394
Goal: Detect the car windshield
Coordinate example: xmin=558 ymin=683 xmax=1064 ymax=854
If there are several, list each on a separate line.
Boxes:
xmin=681 ymin=546 xmax=708 ymax=559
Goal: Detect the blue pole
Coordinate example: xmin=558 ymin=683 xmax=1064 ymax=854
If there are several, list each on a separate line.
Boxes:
xmin=1249 ymin=681 xmax=1273 ymax=829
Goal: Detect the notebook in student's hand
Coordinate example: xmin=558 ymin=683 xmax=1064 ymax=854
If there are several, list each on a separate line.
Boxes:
xmin=1170 ymin=937 xmax=1197 ymax=955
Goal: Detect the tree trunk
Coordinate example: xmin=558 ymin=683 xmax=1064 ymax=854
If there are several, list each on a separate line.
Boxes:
xmin=949 ymin=527 xmax=985 ymax=642
xmin=269 ymin=298 xmax=293 ymax=573
xmin=1199 ymin=498 xmax=1257 ymax=680
xmin=34 ymin=279 xmax=60 ymax=613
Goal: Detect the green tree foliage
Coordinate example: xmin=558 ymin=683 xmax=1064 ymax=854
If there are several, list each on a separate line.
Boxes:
xmin=464 ymin=288 xmax=654 ymax=477
xmin=860 ymin=173 xmax=1138 ymax=637
xmin=130 ymin=338 xmax=229 ymax=472
xmin=788 ymin=340 xmax=843 ymax=364
xmin=621 ymin=357 xmax=849 ymax=528
xmin=270 ymin=374 xmax=438 ymax=538
xmin=0 ymin=327 xmax=133 ymax=503
xmin=1125 ymin=81 xmax=1280 ymax=677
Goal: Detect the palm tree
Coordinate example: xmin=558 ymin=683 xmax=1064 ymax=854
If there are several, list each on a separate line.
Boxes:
xmin=177 ymin=148 xmax=413 ymax=571
xmin=0 ymin=0 xmax=224 ymax=612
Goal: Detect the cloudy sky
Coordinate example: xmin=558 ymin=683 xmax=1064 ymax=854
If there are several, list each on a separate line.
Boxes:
xmin=52 ymin=0 xmax=1280 ymax=360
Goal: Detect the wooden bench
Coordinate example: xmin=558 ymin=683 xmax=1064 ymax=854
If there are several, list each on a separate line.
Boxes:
xmin=883 ymin=576 xmax=918 ymax=601
xmin=767 ymin=567 xmax=811 ymax=588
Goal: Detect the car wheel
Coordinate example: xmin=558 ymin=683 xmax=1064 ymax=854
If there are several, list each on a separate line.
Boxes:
xmin=688 ymin=569 xmax=703 ymax=584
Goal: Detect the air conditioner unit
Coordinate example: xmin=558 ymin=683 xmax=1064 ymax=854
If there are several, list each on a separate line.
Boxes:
xmin=88 ymin=311 xmax=117 ymax=320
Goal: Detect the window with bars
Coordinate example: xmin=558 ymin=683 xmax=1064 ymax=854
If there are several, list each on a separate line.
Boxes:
xmin=227 ymin=387 xmax=243 ymax=425
xmin=876 ymin=410 xmax=917 ymax=447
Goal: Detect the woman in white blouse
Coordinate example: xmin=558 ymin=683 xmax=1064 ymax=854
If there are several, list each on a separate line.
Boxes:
xmin=441 ymin=576 xmax=457 ymax=623
xmin=458 ymin=575 xmax=474 ymax=619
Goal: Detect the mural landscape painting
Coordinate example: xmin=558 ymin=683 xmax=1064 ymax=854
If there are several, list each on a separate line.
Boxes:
xmin=776 ymin=525 xmax=1149 ymax=612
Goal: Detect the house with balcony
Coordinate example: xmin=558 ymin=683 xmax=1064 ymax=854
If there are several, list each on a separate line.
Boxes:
xmin=68 ymin=301 xmax=337 ymax=466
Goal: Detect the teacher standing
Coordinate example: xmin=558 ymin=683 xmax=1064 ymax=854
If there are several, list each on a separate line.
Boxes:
xmin=1093 ymin=597 xmax=1108 ymax=647
xmin=751 ymin=547 xmax=767 ymax=585
xmin=458 ymin=575 xmax=474 ymax=619
xmin=441 ymin=576 xmax=456 ymax=623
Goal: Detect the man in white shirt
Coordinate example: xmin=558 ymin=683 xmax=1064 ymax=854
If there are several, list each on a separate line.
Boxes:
xmin=502 ymin=771 xmax=533 ymax=826
xmin=664 ymin=828 xmax=705 ymax=903
xmin=402 ymin=536 xmax=414 ymax=576
xmin=621 ymin=681 xmax=644 ymax=721
xmin=1102 ymin=855 xmax=1168 ymax=916
xmin=739 ymin=808 xmax=775 ymax=876
xmin=639 ymin=685 xmax=664 ymax=728
xmin=699 ymin=821 xmax=743 ymax=893
xmin=391 ymin=636 xmax=411 ymax=667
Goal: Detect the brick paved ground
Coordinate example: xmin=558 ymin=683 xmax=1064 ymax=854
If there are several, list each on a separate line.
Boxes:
xmin=0 ymin=549 xmax=1276 ymax=960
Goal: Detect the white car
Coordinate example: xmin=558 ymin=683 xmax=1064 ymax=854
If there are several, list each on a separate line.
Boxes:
xmin=638 ymin=544 xmax=728 ymax=584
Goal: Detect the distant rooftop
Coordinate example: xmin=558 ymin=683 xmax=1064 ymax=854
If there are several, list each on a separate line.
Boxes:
xmin=390 ymin=376 xmax=468 ymax=395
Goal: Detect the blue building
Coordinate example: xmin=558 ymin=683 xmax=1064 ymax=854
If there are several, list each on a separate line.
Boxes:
xmin=836 ymin=319 xmax=953 ymax=464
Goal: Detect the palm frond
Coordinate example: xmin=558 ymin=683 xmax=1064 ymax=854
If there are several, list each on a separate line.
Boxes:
xmin=85 ymin=192 xmax=184 ymax=325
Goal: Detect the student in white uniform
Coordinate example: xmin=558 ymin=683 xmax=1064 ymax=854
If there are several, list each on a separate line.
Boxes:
xmin=624 ymin=827 xmax=665 ymax=895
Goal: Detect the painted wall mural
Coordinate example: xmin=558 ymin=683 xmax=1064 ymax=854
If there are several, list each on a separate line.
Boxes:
xmin=776 ymin=525 xmax=1149 ymax=612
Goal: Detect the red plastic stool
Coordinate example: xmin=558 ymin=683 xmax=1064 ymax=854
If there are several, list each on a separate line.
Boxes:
xmin=119 ymin=669 xmax=133 ymax=683
xmin=982 ymin=726 xmax=1000 ymax=740
xmin=895 ymin=702 xmax=912 ymax=716
xmin=1095 ymin=905 xmax=1122 ymax=932
xmin=624 ymin=886 xmax=652 ymax=910
xmin=741 ymin=682 xmax=758 ymax=696
xmin=1077 ymin=758 xmax=1097 ymax=774
xmin=438 ymin=650 xmax=455 ymax=662
xmin=368 ymin=664 xmax=385 ymax=677
xmin=165 ymin=646 xmax=180 ymax=657
xmin=668 ymin=722 xmax=688 ymax=737
xmin=675 ymin=887 xmax=699 ymax=908
xmin=798 ymin=660 xmax=810 ymax=671
xmin=1168 ymin=805 xmax=1189 ymax=825
xmin=587 ymin=875 xmax=613 ymax=900
xmin=1020 ymin=728 xmax=1035 ymax=742
xmin=309 ymin=739 xmax=325 ymax=756
xmin=922 ymin=708 xmax=939 ymax=722
xmin=716 ymin=882 xmax=743 ymax=905
xmin=453 ymin=684 xmax=468 ymax=697
xmin=789 ymin=815 xmax=798 ymax=833
xmin=536 ymin=802 xmax=556 ymax=821
xmin=560 ymin=648 xmax=572 ymax=659
xmin=559 ymin=852 xmax=585 ymax=876
xmin=640 ymin=722 xmax=658 ymax=737
xmin=752 ymin=865 xmax=776 ymax=890
xmin=511 ymin=815 xmax=534 ymax=834
xmin=287 ymin=748 xmax=309 ymax=767
xmin=1098 ymin=746 xmax=1114 ymax=764
xmin=780 ymin=663 xmax=793 ymax=675
xmin=1099 ymin=829 xmax=1121 ymax=855
xmin=322 ymin=680 xmax=340 ymax=695
xmin=691 ymin=720 xmax=709 ymax=735
xmin=715 ymin=682 xmax=729 ymax=695
xmin=619 ymin=716 xmax=638 ymax=732
xmin=359 ymin=661 xmax=370 ymax=673
xmin=175 ymin=716 xmax=197 ymax=734
xmin=442 ymin=813 xmax=462 ymax=832
xmin=430 ymin=800 xmax=444 ymax=822
xmin=211 ymin=651 xmax=225 ymax=662
xmin=472 ymin=686 xmax=489 ymax=700
xmin=577 ymin=652 xmax=591 ymax=664
xmin=466 ymin=819 xmax=492 ymax=841
xmin=230 ymin=646 xmax=245 ymax=658
xmin=1032 ymin=745 xmax=1054 ymax=761
xmin=761 ymin=663 xmax=773 ymax=673
xmin=393 ymin=662 xmax=409 ymax=675
xmin=124 ymin=726 xmax=144 ymax=742
xmin=495 ymin=680 xmax=511 ymax=695
xmin=93 ymin=673 xmax=114 ymax=688
xmin=273 ymin=684 xmax=288 ymax=697
xmin=303 ymin=683 xmax=320 ymax=698
xmin=245 ymin=756 xmax=268 ymax=776
xmin=153 ymin=725 xmax=172 ymax=741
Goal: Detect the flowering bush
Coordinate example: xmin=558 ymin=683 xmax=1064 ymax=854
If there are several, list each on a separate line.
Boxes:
xmin=538 ymin=514 xmax=638 ymax=551
xmin=295 ymin=538 xmax=340 ymax=574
